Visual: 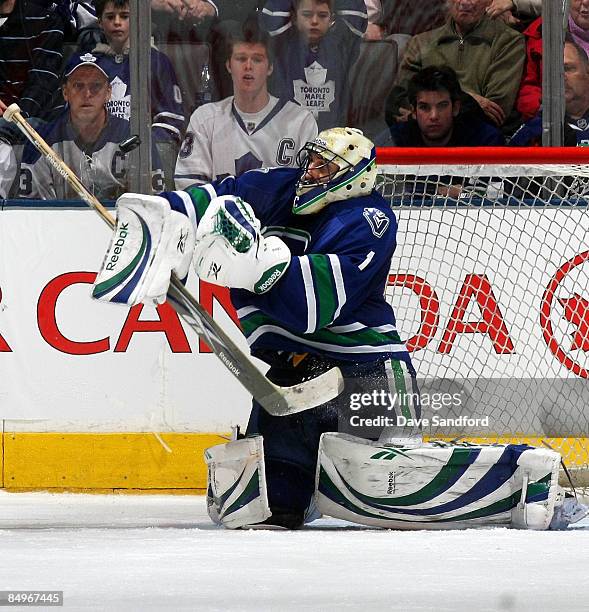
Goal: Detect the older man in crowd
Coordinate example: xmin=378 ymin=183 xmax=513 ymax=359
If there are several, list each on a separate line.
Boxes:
xmin=387 ymin=0 xmax=525 ymax=128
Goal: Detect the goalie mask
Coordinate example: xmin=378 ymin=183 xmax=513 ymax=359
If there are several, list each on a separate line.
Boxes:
xmin=293 ymin=127 xmax=377 ymax=215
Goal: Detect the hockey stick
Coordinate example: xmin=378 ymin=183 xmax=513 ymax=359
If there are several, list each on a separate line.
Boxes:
xmin=4 ymin=103 xmax=343 ymax=416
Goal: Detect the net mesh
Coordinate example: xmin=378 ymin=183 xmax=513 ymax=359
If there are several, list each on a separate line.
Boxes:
xmin=377 ymin=159 xmax=589 ymax=490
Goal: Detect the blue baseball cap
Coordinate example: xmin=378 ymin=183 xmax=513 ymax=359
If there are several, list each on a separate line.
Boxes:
xmin=64 ymin=52 xmax=109 ymax=80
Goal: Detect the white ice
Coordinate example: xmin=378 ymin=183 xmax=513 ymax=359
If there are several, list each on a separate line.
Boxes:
xmin=1 ymin=491 xmax=588 ymax=612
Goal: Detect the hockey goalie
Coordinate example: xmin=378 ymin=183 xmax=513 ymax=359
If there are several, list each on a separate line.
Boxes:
xmin=92 ymin=127 xmax=587 ymax=531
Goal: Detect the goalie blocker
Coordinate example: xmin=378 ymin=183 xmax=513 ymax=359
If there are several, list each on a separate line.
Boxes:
xmin=205 ymin=434 xmax=588 ymax=530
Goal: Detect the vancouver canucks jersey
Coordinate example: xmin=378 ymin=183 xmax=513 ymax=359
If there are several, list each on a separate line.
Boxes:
xmin=168 ymin=167 xmax=411 ymax=365
xmin=19 ymin=112 xmax=165 ymax=200
xmin=174 ymin=96 xmax=317 ymax=189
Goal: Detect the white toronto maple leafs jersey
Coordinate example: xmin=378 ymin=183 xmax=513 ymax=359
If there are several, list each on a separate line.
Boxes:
xmin=18 ymin=112 xmax=165 ymax=200
xmin=174 ymin=95 xmax=317 ymax=189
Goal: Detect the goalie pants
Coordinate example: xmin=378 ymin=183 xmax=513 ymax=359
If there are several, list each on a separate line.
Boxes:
xmin=245 ymin=354 xmax=419 ymax=520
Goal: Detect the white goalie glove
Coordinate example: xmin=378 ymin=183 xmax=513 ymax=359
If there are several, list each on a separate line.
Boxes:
xmin=193 ymin=195 xmax=290 ymax=294
xmin=92 ymin=193 xmax=195 ymax=306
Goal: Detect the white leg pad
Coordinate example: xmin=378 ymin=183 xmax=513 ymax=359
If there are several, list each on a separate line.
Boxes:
xmin=315 ymin=433 xmax=563 ymax=530
xmin=204 ymin=436 xmax=271 ymax=529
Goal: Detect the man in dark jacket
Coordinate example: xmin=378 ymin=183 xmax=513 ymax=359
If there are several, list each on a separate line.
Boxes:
xmin=378 ymin=65 xmax=504 ymax=147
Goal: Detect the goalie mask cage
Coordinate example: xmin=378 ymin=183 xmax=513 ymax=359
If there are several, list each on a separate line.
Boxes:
xmin=376 ymin=147 xmax=589 ymax=490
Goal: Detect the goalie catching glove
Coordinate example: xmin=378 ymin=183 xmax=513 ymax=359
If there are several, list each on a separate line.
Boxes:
xmin=92 ymin=193 xmax=195 ymax=306
xmin=193 ymin=195 xmax=290 ymax=294
xmin=93 ymin=193 xmax=289 ymax=307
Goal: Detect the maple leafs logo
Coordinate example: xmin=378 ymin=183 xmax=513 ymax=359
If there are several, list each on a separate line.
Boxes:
xmin=558 ymin=293 xmax=589 ymax=352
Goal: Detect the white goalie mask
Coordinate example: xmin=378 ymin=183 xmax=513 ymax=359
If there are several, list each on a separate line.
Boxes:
xmin=293 ymin=127 xmax=377 ymax=215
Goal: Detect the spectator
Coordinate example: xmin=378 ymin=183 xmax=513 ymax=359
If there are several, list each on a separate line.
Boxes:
xmin=0 ymin=0 xmax=66 ymax=144
xmin=91 ymin=0 xmax=185 ymax=187
xmin=151 ymin=0 xmax=217 ymax=44
xmin=515 ymin=15 xmax=542 ymax=120
xmin=569 ymin=0 xmax=589 ymax=59
xmin=18 ymin=52 xmax=165 ymax=200
xmin=209 ymin=2 xmax=265 ymax=99
xmin=261 ymin=0 xmax=367 ymax=130
xmin=510 ymin=38 xmax=589 ymax=146
xmin=92 ymin=0 xmax=185 ymax=145
xmin=515 ymin=1 xmax=589 ymax=122
xmin=379 ymin=66 xmax=503 ymax=200
xmin=387 ymin=0 xmax=525 ymax=128
xmin=486 ymin=0 xmax=541 ymax=25
xmin=174 ymin=26 xmax=317 ymax=188
xmin=380 ymin=66 xmax=504 ymax=146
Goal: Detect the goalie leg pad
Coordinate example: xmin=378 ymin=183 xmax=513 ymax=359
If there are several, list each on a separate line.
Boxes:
xmin=315 ymin=433 xmax=562 ymax=530
xmin=204 ymin=435 xmax=271 ymax=529
xmin=93 ymin=194 xmax=195 ymax=306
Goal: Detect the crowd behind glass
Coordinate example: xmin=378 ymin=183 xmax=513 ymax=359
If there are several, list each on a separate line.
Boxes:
xmin=0 ymin=0 xmax=586 ymax=200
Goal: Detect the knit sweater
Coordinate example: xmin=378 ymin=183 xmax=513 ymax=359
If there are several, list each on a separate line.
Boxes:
xmin=0 ymin=0 xmax=65 ymax=118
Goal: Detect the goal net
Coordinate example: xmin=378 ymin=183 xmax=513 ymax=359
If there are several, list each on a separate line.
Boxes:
xmin=377 ymin=147 xmax=589 ymax=489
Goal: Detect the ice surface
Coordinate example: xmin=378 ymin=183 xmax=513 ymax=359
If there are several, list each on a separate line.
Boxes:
xmin=1 ymin=491 xmax=588 ymax=611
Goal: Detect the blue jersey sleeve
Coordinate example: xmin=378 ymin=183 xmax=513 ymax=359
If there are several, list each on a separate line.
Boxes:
xmin=162 ymin=167 xmax=300 ymax=228
xmin=150 ymin=50 xmax=185 ymax=143
xmin=509 ymin=114 xmax=542 ymax=147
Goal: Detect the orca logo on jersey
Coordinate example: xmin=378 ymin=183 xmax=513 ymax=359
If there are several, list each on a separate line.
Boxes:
xmin=363 ymin=208 xmax=389 ymax=238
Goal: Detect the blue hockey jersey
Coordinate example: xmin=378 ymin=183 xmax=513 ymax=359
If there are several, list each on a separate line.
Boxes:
xmin=167 ymin=167 xmax=411 ymax=365
xmin=92 ymin=44 xmax=185 ymax=143
xmin=260 ymin=0 xmax=367 ymax=130
xmin=510 ymin=110 xmax=589 ymax=147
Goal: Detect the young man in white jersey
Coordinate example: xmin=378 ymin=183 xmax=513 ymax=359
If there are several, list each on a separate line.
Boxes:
xmin=174 ymin=25 xmax=317 ymax=188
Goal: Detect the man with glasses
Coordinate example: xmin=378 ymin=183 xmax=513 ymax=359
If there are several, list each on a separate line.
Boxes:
xmin=18 ymin=53 xmax=164 ymax=200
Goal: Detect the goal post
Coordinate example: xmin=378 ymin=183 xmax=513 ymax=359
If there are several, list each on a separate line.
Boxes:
xmin=376 ymin=147 xmax=589 ymax=488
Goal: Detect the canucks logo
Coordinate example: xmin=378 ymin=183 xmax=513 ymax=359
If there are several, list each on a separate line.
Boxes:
xmin=363 ymin=208 xmax=389 ymax=238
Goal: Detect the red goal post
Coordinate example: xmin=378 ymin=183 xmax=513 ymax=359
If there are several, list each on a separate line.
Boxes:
xmin=375 ymin=147 xmax=589 ymax=488
xmin=376 ymin=145 xmax=589 ymax=165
